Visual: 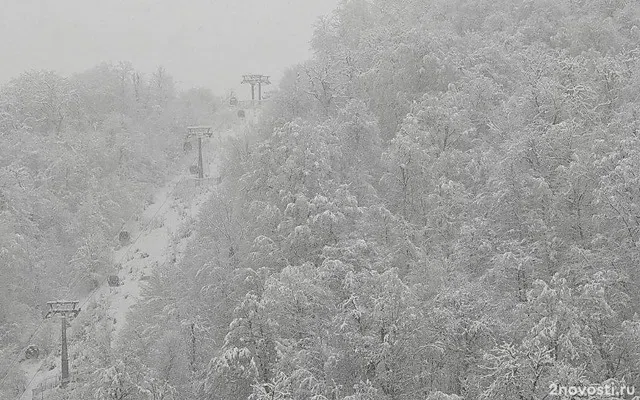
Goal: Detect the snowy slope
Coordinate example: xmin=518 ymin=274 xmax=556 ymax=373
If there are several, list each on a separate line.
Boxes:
xmin=18 ymin=133 xmax=224 ymax=399
xmin=106 ymin=170 xmax=214 ymax=342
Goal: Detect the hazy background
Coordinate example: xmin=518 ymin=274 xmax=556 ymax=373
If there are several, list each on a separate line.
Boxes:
xmin=0 ymin=0 xmax=340 ymax=98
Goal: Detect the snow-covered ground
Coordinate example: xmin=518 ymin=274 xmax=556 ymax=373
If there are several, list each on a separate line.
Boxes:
xmin=106 ymin=168 xmax=214 ymax=342
xmin=18 ymin=133 xmax=224 ymax=400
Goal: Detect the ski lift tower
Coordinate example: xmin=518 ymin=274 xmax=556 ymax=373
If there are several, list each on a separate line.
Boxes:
xmin=241 ymin=74 xmax=271 ymax=104
xmin=186 ymin=126 xmax=213 ymax=179
xmin=45 ymin=300 xmax=81 ymax=387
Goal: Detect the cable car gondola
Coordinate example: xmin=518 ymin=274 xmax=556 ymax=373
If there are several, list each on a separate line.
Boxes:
xmin=108 ymin=275 xmax=121 ymax=287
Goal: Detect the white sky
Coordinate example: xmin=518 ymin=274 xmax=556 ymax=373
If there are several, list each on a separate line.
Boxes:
xmin=0 ymin=0 xmax=340 ymax=98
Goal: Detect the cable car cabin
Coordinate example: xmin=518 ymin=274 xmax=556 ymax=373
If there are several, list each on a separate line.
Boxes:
xmin=189 ymin=165 xmax=200 ymax=175
xmin=25 ymin=345 xmax=40 ymax=359
xmin=108 ymin=275 xmax=121 ymax=287
xmin=229 ymin=96 xmax=238 ymax=106
xmin=237 ymin=110 xmax=245 ymax=118
xmin=119 ymin=231 xmax=130 ymax=245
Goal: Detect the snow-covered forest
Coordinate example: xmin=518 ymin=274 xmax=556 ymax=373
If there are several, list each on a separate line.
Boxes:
xmin=2 ymin=0 xmax=640 ymax=398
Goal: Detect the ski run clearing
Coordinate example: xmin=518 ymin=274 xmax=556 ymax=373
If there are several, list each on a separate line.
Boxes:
xmin=19 ymin=132 xmax=226 ymax=400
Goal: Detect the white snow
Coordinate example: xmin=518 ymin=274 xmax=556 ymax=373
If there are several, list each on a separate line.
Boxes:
xmin=17 ymin=111 xmax=250 ymax=400
xmin=107 ymin=174 xmax=214 ymax=341
xmin=18 ymin=135 xmax=223 ymax=400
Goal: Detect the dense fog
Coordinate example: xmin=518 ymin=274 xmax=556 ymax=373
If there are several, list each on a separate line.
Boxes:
xmin=2 ymin=0 xmax=640 ymax=399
